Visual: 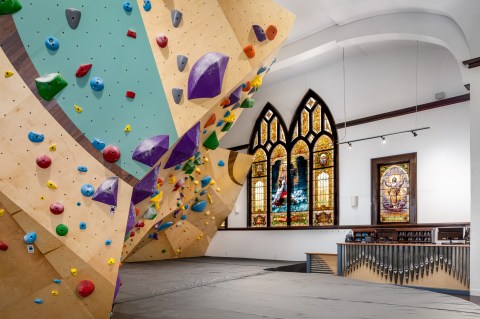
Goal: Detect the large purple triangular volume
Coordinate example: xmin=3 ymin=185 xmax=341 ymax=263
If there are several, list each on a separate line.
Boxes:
xmin=187 ymin=52 xmax=229 ymax=99
xmin=132 ymin=135 xmax=169 ymax=167
xmin=113 ymin=274 xmax=122 ymax=301
xmin=164 ymin=122 xmax=200 ymax=168
xmin=131 ymin=164 xmax=161 ymax=204
xmin=92 ymin=176 xmax=118 ymax=206
xmin=227 ymin=85 xmax=242 ymax=106
xmin=125 ymin=202 xmax=136 ymax=235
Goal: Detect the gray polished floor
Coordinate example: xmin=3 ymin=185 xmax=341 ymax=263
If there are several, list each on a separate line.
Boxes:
xmin=113 ymin=257 xmax=480 ymax=319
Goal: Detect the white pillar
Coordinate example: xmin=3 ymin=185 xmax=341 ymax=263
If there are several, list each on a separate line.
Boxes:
xmin=469 ymin=66 xmax=480 ymax=296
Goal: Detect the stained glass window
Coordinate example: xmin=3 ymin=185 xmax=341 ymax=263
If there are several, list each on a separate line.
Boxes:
xmin=379 ymin=163 xmax=410 ymax=223
xmin=248 ymin=90 xmax=338 ymax=227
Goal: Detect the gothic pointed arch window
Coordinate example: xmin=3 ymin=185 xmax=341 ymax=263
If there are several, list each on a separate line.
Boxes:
xmin=248 ymin=90 xmax=338 ymax=227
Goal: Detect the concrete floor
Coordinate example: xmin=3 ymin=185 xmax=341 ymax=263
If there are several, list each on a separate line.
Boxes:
xmin=113 ymin=257 xmax=480 ymax=319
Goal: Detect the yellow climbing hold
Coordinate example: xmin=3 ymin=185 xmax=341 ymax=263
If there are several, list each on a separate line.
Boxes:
xmin=0 ymin=209 xmax=4 ymax=217
xmin=4 ymin=71 xmax=14 ymax=78
xmin=195 ymin=168 xmax=201 ymax=173
xmin=71 ymin=268 xmax=77 ymax=276
xmin=194 ymin=180 xmax=199 ymax=185
xmin=209 ymin=180 xmax=216 ymax=185
xmin=150 ymin=191 xmax=163 ymax=204
xmin=207 ymin=194 xmax=213 ymax=204
xmin=74 ymin=104 xmax=83 ymax=113
xmin=169 ymin=176 xmax=176 ymax=184
xmin=205 ymin=211 xmax=211 ymax=216
xmin=40 ymin=196 xmax=45 ymax=200
xmin=251 ymin=75 xmax=263 ymax=88
xmin=108 ymin=258 xmax=115 ymax=265
xmin=204 ymin=157 xmax=209 ymax=162
xmin=46 ymin=180 xmax=58 ymax=189
xmin=49 ymin=144 xmax=57 ymax=151
xmin=211 ymin=216 xmax=216 ymax=220
xmin=51 ymin=290 xmax=59 ymax=296
xmin=124 ymin=124 xmax=131 ymax=132
xmin=216 ymin=187 xmax=221 ymax=192
xmin=224 ymin=113 xmax=235 ymax=123
xmin=205 ymin=221 xmax=209 ymax=225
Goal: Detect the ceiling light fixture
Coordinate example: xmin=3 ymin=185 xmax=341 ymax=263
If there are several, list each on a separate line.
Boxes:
xmin=381 ymin=136 xmax=386 ymax=144
xmin=339 ymin=127 xmax=429 ymax=147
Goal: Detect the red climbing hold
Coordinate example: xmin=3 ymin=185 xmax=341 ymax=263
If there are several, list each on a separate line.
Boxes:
xmin=36 ymin=155 xmax=52 ymax=169
xmin=242 ymin=81 xmax=251 ymax=92
xmin=204 ymin=114 xmax=216 ymax=128
xmin=135 ymin=220 xmax=145 ymax=228
xmin=127 ymin=30 xmax=137 ymax=38
xmin=243 ymin=44 xmax=255 ymax=59
xmin=156 ymin=34 xmax=168 ymax=48
xmin=266 ymin=25 xmax=278 ymax=40
xmin=50 ymin=202 xmax=65 ymax=215
xmin=130 ymin=231 xmax=135 ymax=237
xmin=135 ymin=207 xmax=140 ymax=216
xmin=75 ymin=64 xmax=93 ymax=78
xmin=103 ymin=145 xmax=121 ymax=163
xmin=126 ymin=90 xmax=136 ymax=99
xmin=0 ymin=241 xmax=8 ymax=251
xmin=77 ymin=280 xmax=95 ymax=297
xmin=220 ymin=98 xmax=230 ymax=107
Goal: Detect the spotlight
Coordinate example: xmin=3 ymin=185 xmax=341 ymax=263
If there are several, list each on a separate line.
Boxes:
xmin=412 ymin=131 xmax=418 ymax=137
xmin=348 ymin=142 xmax=352 ymax=149
xmin=381 ymin=136 xmax=386 ymax=144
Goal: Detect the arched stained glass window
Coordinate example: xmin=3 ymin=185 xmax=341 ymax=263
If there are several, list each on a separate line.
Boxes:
xmin=248 ymin=90 xmax=338 ymax=227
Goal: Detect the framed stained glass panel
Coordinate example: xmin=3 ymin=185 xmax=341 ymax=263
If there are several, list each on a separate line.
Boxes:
xmin=290 ymin=140 xmax=309 ymax=226
xmin=371 ymin=153 xmax=417 ymax=225
xmin=271 ymin=144 xmax=288 ymax=227
xmin=270 ymin=117 xmax=278 ymax=142
xmin=251 ymin=149 xmax=267 ymax=227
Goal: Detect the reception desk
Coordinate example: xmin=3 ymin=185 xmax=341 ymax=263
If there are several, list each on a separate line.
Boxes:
xmin=335 ymin=243 xmax=470 ymax=291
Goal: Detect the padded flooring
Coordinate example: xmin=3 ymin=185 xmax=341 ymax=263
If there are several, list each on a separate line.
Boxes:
xmin=113 ymin=257 xmax=480 ymax=319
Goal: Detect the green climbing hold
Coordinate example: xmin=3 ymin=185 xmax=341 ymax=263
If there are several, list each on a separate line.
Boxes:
xmin=142 ymin=206 xmax=157 ymax=220
xmin=203 ymin=131 xmax=219 ymax=150
xmin=162 ymin=248 xmax=167 ymax=253
xmin=222 ymin=122 xmax=233 ymax=132
xmin=0 ymin=0 xmax=22 ymax=15
xmin=56 ymin=224 xmax=69 ymax=236
xmin=183 ymin=160 xmax=195 ymax=174
xmin=240 ymin=98 xmax=254 ymax=109
xmin=35 ymin=73 xmax=68 ymax=101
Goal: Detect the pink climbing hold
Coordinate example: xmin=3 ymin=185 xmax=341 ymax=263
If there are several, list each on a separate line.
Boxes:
xmin=77 ymin=280 xmax=95 ymax=297
xmin=156 ymin=34 xmax=168 ymax=48
xmin=50 ymin=202 xmax=65 ymax=215
xmin=36 ymin=154 xmax=52 ymax=169
xmin=103 ymin=145 xmax=121 ymax=163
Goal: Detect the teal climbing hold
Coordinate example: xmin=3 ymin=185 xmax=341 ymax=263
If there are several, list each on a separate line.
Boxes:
xmin=191 ymin=200 xmax=207 ymax=212
xmin=201 ymin=176 xmax=211 ymax=188
xmin=34 ymin=299 xmax=43 ymax=304
xmin=203 ymin=131 xmax=219 ymax=150
xmin=35 ymin=73 xmax=68 ymax=101
xmin=0 ymin=0 xmax=22 ymax=15
xmin=218 ymin=160 xmax=225 ymax=167
xmin=142 ymin=206 xmax=157 ymax=220
xmin=157 ymin=221 xmax=173 ymax=231
xmin=23 ymin=232 xmax=37 ymax=244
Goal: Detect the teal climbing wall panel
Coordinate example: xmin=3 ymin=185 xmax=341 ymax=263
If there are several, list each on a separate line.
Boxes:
xmin=13 ymin=1 xmax=178 ymax=178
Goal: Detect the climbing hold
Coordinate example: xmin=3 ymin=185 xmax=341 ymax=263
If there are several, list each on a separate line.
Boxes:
xmin=49 ymin=143 xmax=56 ymax=151
xmin=240 ymin=98 xmax=254 ymax=108
xmin=46 ymin=180 xmax=58 ymax=189
xmin=132 ymin=164 xmax=161 ymax=204
xmin=203 ymin=131 xmax=219 ymax=150
xmin=74 ymin=104 xmax=83 ymax=113
xmin=191 ymin=200 xmax=207 ymax=212
xmin=91 ymin=138 xmax=106 ymax=151
xmin=207 ymin=194 xmax=213 ymax=204
xmin=156 ymin=34 xmax=168 ymax=48
xmin=49 ymin=202 xmax=64 ymax=215
xmin=108 ymin=258 xmax=115 ymax=265
xmin=92 ymin=176 xmax=119 ymax=206
xmin=222 ymin=122 xmax=233 ymax=132
xmin=257 ymin=66 xmax=268 ymax=75
xmin=142 ymin=206 xmax=157 ymax=220
xmin=79 ymin=222 xmax=87 ymax=230
xmin=0 ymin=241 xmax=8 ymax=251
xmin=201 ymin=176 xmax=211 ymax=188
xmin=33 ymin=299 xmax=43 ymax=304
xmin=75 ymin=64 xmax=92 ymax=78
xmin=127 ymin=29 xmax=136 ymax=38
xmin=217 ymin=120 xmax=224 ymax=127
xmin=135 ymin=220 xmax=145 ymax=228
xmin=162 ymin=248 xmax=167 ymax=253
xmin=90 ymin=77 xmax=104 ymax=91
xmin=103 ymin=145 xmax=121 ymax=163
xmin=181 ymin=214 xmax=187 ymax=220
xmin=123 ymin=1 xmax=132 ymax=12
xmin=168 ymin=175 xmax=177 ymax=185
xmin=53 ymin=279 xmax=61 ymax=284
xmin=4 ymin=71 xmax=14 ymax=77
xmin=126 ymin=90 xmax=136 ymax=99
xmin=157 ymin=221 xmax=173 ymax=231
xmin=204 ymin=114 xmax=216 ymax=129
xmin=0 ymin=0 xmax=22 ymax=15
xmin=266 ymin=25 xmax=278 ymax=40
xmin=77 ymin=166 xmax=88 ymax=173
xmin=243 ymin=44 xmax=255 ymax=58
xmin=252 ymin=25 xmax=266 ymax=42
xmin=81 ymin=184 xmax=95 ymax=197
xmin=150 ymin=191 xmax=163 ymax=205
xmin=28 ymin=131 xmax=44 ymax=143
xmin=56 ymin=224 xmax=68 ymax=236
xmin=210 ymin=180 xmax=216 ymax=185
xmin=104 ymin=239 xmax=112 ymax=246
xmin=251 ymin=75 xmax=263 ymax=88
xmin=51 ymin=290 xmax=59 ymax=296
xmin=188 ymin=52 xmax=229 ymax=99
xmin=77 ymin=280 xmax=95 ymax=297
xmin=143 ymin=0 xmax=151 ymax=11
xmin=224 ymin=113 xmax=235 ymax=123
xmin=35 ymin=73 xmax=68 ymax=101
xmin=0 ymin=209 xmax=4 ymax=216
xmin=44 ymin=36 xmax=59 ymax=51
xmin=171 ymin=9 xmax=183 ymax=27
xmin=173 ymin=178 xmax=184 ymax=191
xmin=220 ymin=99 xmax=230 ymax=107
xmin=227 ymin=85 xmax=242 ymax=107
xmin=23 ymin=232 xmax=37 ymax=244
xmin=164 ymin=122 xmax=200 ymax=168
xmin=177 ymin=55 xmax=188 ymax=72
xmin=242 ymin=81 xmax=251 ymax=92
xmin=124 ymin=124 xmax=131 ymax=133
xmin=36 ymin=155 xmax=52 ymax=169
xmin=172 ymin=88 xmax=183 ymax=104
xmin=65 ymin=8 xmax=81 ymax=29
xmin=71 ymin=268 xmax=77 ymax=276
xmin=132 ymin=135 xmax=169 ymax=167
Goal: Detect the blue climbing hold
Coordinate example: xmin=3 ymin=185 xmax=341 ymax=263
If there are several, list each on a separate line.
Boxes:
xmin=199 ymin=190 xmax=208 ymax=196
xmin=143 ymin=0 xmax=151 ymax=11
xmin=157 ymin=221 xmax=173 ymax=231
xmin=34 ymin=299 xmax=43 ymax=304
xmin=257 ymin=66 xmax=267 ymax=75
xmin=181 ymin=214 xmax=187 ymax=220
xmin=218 ymin=160 xmax=225 ymax=167
xmin=81 ymin=184 xmax=95 ymax=197
xmin=79 ymin=222 xmax=87 ymax=230
xmin=191 ymin=200 xmax=207 ymax=212
xmin=90 ymin=77 xmax=104 ymax=91
xmin=217 ymin=120 xmax=224 ymax=127
xmin=77 ymin=166 xmax=88 ymax=173
xmin=45 ymin=36 xmax=59 ymax=51
xmin=28 ymin=131 xmax=44 ymax=143
xmin=24 ymin=232 xmax=37 ymax=244
xmin=224 ymin=111 xmax=231 ymax=117
xmin=123 ymin=1 xmax=133 ymax=12
xmin=53 ymin=279 xmax=61 ymax=284
xmin=150 ymin=190 xmax=159 ymax=198
xmin=91 ymin=138 xmax=106 ymax=150
xmin=203 ymin=129 xmax=207 ymax=134
xmin=105 ymin=239 xmax=112 ymax=246
xmin=201 ymin=176 xmax=211 ymax=188
xmin=174 ymin=164 xmax=182 ymax=170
